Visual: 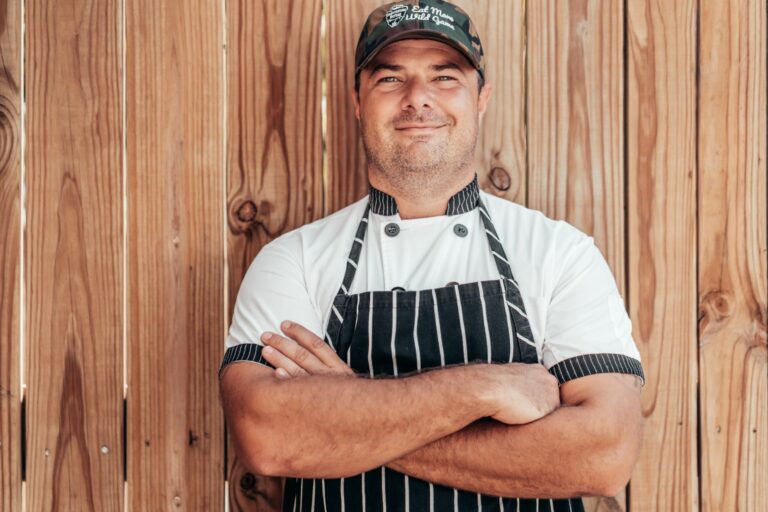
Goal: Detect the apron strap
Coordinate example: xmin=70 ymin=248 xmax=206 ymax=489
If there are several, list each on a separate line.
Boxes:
xmin=477 ymin=197 xmax=539 ymax=363
xmin=338 ymin=198 xmax=522 ymax=295
xmin=336 ymin=204 xmax=371 ymax=296
xmin=477 ymin=198 xmax=515 ymax=282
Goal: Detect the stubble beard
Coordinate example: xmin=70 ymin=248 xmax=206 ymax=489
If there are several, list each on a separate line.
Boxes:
xmin=361 ymin=118 xmax=478 ymax=197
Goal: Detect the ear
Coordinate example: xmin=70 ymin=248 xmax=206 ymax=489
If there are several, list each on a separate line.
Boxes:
xmin=477 ymin=82 xmax=493 ymax=123
xmin=350 ymin=86 xmax=361 ymax=120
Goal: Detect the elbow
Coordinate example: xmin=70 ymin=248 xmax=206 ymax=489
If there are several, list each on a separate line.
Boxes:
xmin=226 ymin=401 xmax=295 ymax=477
xmin=235 ymin=425 xmax=297 ymax=477
xmin=588 ymin=419 xmax=644 ymax=497
xmin=220 ymin=366 xmax=297 ymax=477
xmin=242 ymin=444 xmax=288 ymax=477
xmin=592 ymin=466 xmax=633 ymax=498
xmin=582 ymin=448 xmax=636 ymax=498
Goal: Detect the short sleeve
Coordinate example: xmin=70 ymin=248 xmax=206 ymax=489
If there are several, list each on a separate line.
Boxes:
xmin=541 ymin=226 xmax=645 ymax=385
xmin=219 ymin=233 xmax=324 ymax=379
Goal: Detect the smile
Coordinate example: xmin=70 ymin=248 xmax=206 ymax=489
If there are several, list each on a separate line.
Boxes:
xmin=395 ymin=125 xmax=446 ymax=134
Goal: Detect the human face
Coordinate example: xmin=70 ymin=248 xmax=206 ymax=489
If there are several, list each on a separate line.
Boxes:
xmin=352 ymin=39 xmax=492 ymax=190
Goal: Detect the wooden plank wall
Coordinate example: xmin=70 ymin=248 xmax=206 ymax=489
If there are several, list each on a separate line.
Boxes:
xmin=0 ymin=0 xmax=764 ymax=511
xmin=0 ymin=0 xmax=21 ymax=510
xmin=698 ymin=0 xmax=768 ymax=510
xmin=25 ymin=1 xmax=124 ymax=511
xmin=627 ymin=0 xmax=700 ymax=509
xmin=125 ymin=0 xmax=225 ymax=509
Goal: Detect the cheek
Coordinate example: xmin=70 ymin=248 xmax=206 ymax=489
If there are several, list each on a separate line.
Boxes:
xmin=439 ymin=92 xmax=478 ymax=124
xmin=363 ymin=96 xmax=396 ymax=120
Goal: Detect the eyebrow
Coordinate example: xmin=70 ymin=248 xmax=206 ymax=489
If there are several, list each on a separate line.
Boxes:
xmin=430 ymin=62 xmax=462 ymax=72
xmin=369 ymin=63 xmax=404 ymax=74
xmin=368 ymin=61 xmax=463 ymax=75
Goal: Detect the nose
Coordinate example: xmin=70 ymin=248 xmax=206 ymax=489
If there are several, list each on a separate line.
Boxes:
xmin=400 ymin=77 xmax=433 ymax=111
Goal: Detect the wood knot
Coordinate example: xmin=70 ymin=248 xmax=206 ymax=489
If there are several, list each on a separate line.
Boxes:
xmin=188 ymin=430 xmax=199 ymax=446
xmin=240 ymin=472 xmax=257 ymax=491
xmin=699 ymin=289 xmax=734 ymax=333
xmin=489 ymin=167 xmax=511 ymax=191
xmin=236 ymin=200 xmax=258 ymax=222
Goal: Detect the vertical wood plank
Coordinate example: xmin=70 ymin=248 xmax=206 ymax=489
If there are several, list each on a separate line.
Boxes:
xmin=698 ymin=0 xmax=767 ymax=510
xmin=126 ymin=1 xmax=224 ymax=509
xmin=453 ymin=0 xmax=526 ymax=203
xmin=528 ymin=2 xmax=626 ymax=510
xmin=326 ymin=0 xmax=526 ymax=213
xmin=225 ymin=0 xmax=323 ymax=509
xmin=0 ymin=0 xmax=21 ymax=509
xmin=25 ymin=0 xmax=123 ymax=510
xmin=326 ymin=0 xmax=382 ymax=214
xmin=627 ymin=0 xmax=699 ymax=509
xmin=528 ymin=0 xmax=625 ymax=286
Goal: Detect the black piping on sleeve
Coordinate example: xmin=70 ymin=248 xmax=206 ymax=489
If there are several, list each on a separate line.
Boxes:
xmin=548 ymin=353 xmax=645 ymax=385
xmin=218 ymin=343 xmax=275 ymax=379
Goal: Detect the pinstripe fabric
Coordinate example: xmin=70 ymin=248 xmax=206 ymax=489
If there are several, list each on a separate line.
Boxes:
xmin=368 ymin=174 xmax=480 ymax=216
xmin=550 ymin=353 xmax=645 ymax=384
xmin=281 ymin=196 xmax=584 ymax=512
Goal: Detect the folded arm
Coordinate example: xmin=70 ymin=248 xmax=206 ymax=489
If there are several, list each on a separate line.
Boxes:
xmin=244 ymin=321 xmax=642 ymax=498
xmin=219 ymin=361 xmax=498 ymax=479
xmin=386 ymin=373 xmax=644 ymax=498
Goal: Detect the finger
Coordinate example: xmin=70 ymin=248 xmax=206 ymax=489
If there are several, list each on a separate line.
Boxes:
xmin=261 ymin=331 xmax=327 ymax=373
xmin=261 ymin=344 xmax=308 ymax=377
xmin=280 ymin=321 xmax=355 ymax=375
xmin=275 ymin=368 xmax=292 ymax=379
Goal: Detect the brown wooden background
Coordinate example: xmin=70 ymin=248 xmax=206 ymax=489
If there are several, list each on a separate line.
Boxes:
xmin=0 ymin=0 xmax=765 ymax=510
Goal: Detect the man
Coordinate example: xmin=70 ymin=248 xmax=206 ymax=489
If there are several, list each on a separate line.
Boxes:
xmin=219 ymin=1 xmax=645 ymax=511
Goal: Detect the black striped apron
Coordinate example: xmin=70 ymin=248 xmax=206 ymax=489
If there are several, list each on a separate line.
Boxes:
xmin=283 ymin=198 xmax=585 ymax=512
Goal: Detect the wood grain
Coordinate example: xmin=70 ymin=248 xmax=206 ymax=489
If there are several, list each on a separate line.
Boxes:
xmin=528 ymin=2 xmax=626 ymax=510
xmin=453 ymin=0 xmax=526 ymax=203
xmin=0 ymin=0 xmax=21 ymax=509
xmin=24 ymin=0 xmax=123 ymax=510
xmin=627 ymin=0 xmax=699 ymax=509
xmin=325 ymin=0 xmax=383 ymax=214
xmin=698 ymin=0 xmax=768 ymax=510
xmin=528 ymin=0 xmax=625 ymax=288
xmin=225 ymin=0 xmax=323 ymax=509
xmin=126 ymin=1 xmax=224 ymax=509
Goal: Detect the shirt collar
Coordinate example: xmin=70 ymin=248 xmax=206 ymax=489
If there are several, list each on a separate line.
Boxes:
xmin=368 ymin=174 xmax=480 ymax=216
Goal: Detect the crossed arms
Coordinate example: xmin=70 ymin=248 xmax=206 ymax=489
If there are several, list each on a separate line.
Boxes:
xmin=219 ymin=322 xmax=644 ymax=499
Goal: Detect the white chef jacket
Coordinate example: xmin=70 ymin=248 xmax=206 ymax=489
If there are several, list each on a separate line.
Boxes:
xmin=225 ymin=182 xmax=642 ymax=376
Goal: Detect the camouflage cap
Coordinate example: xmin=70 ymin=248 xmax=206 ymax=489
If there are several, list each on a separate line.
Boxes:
xmin=355 ymin=0 xmax=485 ymax=83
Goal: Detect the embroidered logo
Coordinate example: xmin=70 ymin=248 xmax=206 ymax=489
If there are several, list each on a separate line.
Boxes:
xmin=385 ymin=4 xmax=408 ymax=27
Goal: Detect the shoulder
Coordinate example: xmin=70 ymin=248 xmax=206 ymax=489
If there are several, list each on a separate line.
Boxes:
xmin=479 ymin=190 xmax=601 ymax=303
xmin=479 ymin=190 xmax=590 ymax=256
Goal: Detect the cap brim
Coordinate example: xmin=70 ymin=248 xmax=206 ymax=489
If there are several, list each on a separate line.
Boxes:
xmin=355 ymin=29 xmax=482 ymax=78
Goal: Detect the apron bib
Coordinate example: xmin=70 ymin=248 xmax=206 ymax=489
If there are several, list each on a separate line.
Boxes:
xmin=284 ymin=198 xmax=584 ymax=512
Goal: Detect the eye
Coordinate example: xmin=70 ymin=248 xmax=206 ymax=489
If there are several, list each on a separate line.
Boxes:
xmin=436 ymin=75 xmax=457 ymax=81
xmin=377 ymin=76 xmax=400 ymax=83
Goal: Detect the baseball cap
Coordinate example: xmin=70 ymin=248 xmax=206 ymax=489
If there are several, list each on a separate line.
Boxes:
xmin=354 ymin=0 xmax=485 ymax=83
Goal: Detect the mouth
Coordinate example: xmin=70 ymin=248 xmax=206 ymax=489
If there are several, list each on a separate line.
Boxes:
xmin=394 ymin=124 xmax=447 ymax=135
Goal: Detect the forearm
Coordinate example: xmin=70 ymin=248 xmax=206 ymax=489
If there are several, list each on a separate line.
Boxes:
xmin=230 ymin=364 xmax=495 ymax=479
xmin=387 ymin=394 xmax=642 ymax=498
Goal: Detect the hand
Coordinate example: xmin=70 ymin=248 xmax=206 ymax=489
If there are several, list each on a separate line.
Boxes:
xmin=260 ymin=320 xmax=356 ymax=379
xmin=478 ymin=363 xmax=560 ymax=425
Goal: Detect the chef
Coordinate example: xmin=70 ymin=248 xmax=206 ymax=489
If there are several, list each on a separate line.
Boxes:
xmin=219 ymin=1 xmax=645 ymax=511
